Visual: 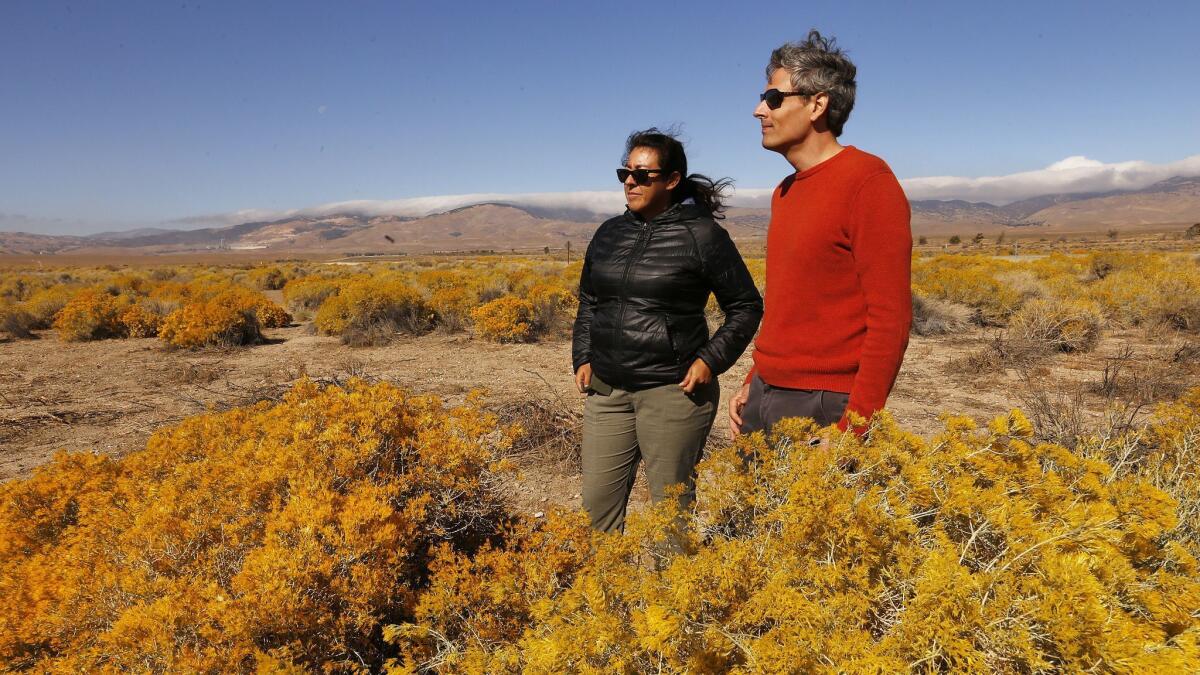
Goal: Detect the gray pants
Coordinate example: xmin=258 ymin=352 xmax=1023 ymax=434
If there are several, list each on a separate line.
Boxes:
xmin=739 ymin=374 xmax=849 ymax=434
xmin=582 ymin=377 xmax=719 ymax=533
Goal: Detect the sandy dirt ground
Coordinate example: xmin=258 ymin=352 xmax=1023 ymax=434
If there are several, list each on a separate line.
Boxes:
xmin=2 ymin=318 xmax=1195 ymax=518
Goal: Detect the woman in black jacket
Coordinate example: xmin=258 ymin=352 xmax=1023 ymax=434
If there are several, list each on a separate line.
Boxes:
xmin=572 ymin=128 xmax=763 ymax=533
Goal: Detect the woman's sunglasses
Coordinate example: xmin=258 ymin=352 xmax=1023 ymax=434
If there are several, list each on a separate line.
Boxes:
xmin=760 ymin=88 xmax=816 ymax=110
xmin=616 ymin=168 xmax=668 ymax=186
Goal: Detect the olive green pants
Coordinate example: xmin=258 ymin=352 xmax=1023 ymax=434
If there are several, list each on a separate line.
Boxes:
xmin=581 ymin=377 xmax=720 ymax=533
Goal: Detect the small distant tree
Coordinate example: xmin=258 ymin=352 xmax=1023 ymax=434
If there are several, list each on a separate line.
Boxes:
xmin=917 ymin=235 xmax=927 ymax=245
xmin=1186 ymin=223 xmax=1200 ymax=239
xmin=1107 ymin=229 xmax=1119 ymax=240
xmin=972 ymin=232 xmax=985 ymax=245
xmin=996 ymin=231 xmax=1006 ymax=245
xmin=949 ymin=235 xmax=962 ymax=245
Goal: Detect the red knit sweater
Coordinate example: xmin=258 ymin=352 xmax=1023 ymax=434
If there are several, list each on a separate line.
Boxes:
xmin=748 ymin=146 xmax=912 ymax=430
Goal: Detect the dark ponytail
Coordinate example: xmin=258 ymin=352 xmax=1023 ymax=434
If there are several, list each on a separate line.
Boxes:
xmin=623 ymin=127 xmax=733 ymax=218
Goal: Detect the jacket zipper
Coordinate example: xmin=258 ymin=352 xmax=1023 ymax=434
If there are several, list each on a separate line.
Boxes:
xmin=664 ymin=313 xmax=680 ymax=364
xmin=614 ymin=219 xmax=652 ymax=353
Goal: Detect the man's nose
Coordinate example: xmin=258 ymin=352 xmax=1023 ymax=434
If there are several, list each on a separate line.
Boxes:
xmin=753 ymin=100 xmax=769 ymax=118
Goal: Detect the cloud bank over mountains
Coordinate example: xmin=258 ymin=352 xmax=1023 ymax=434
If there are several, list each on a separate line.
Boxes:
xmin=167 ymin=191 xmax=633 ymax=228
xmin=199 ymin=153 xmax=1193 ymax=226
xmin=902 ymin=154 xmax=1200 ymax=205
xmin=5 ymin=154 xmax=1200 ymax=235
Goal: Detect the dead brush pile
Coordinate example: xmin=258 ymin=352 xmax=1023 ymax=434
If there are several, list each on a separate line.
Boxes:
xmin=910 ymin=291 xmax=972 ymax=336
xmin=494 ymin=396 xmax=582 ymax=468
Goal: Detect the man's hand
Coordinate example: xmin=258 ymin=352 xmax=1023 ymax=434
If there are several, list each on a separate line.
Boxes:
xmin=679 ymin=358 xmax=713 ymax=394
xmin=728 ymin=380 xmax=750 ymax=436
xmin=574 ymin=363 xmax=592 ymax=394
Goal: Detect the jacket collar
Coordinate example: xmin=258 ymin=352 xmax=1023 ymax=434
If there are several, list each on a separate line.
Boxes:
xmin=624 ymin=202 xmax=705 ymax=226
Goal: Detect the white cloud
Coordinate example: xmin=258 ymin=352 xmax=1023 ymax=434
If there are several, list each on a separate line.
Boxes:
xmin=165 ymin=188 xmax=782 ymax=229
xmin=901 ymin=154 xmax=1200 ymax=205
xmin=158 ymin=153 xmax=1200 ymax=230
xmin=304 ymin=191 xmax=628 ymax=218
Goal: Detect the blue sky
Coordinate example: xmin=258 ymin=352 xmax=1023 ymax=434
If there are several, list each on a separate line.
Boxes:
xmin=2 ymin=0 xmax=1198 ymax=234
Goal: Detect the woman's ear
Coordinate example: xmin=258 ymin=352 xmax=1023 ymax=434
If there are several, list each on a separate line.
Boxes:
xmin=667 ymin=172 xmax=682 ymax=191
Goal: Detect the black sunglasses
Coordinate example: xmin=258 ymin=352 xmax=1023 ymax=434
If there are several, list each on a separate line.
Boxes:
xmin=616 ymin=168 xmax=668 ymax=186
xmin=760 ymin=88 xmax=816 ymax=110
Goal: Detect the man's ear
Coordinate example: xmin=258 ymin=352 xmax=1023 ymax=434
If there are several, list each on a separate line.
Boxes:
xmin=667 ymin=171 xmax=683 ymax=191
xmin=810 ymin=92 xmax=830 ymax=123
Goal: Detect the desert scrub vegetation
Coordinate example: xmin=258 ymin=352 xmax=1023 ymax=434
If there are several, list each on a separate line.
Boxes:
xmin=6 ymin=249 xmax=1199 ymax=350
xmin=314 ymin=276 xmax=436 ymax=346
xmin=3 ymin=380 xmax=1200 ymax=672
xmin=470 ymin=295 xmax=537 ymax=342
xmin=52 ymin=287 xmax=130 ymax=341
xmin=0 ymin=379 xmax=515 ymax=673
xmin=914 ymin=251 xmax=1200 ymax=348
xmin=0 ymin=264 xmax=296 ymax=345
xmin=389 ymin=401 xmax=1200 ymax=673
xmin=296 ymin=258 xmax=583 ymax=344
xmin=158 ymin=290 xmax=268 ymax=349
xmin=0 ymin=300 xmax=36 ymax=339
xmin=1007 ymin=296 xmax=1104 ymax=353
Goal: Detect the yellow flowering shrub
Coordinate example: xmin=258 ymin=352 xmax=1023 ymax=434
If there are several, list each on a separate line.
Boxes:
xmin=1090 ymin=257 xmax=1200 ymax=331
xmin=1084 ymin=387 xmax=1200 ymax=556
xmin=52 ymin=288 xmax=130 ymax=341
xmin=390 ymin=406 xmax=1200 ymax=673
xmin=429 ymin=285 xmax=478 ymax=332
xmin=417 ymin=269 xmax=470 ymax=291
xmin=471 ymin=295 xmax=535 ymax=343
xmin=245 ymin=265 xmax=289 ymax=290
xmin=104 ymin=273 xmax=153 ymax=296
xmin=0 ymin=379 xmax=515 ymax=673
xmin=0 ymin=274 xmax=43 ymax=302
xmin=1 ymin=299 xmax=36 ymax=338
xmin=120 ymin=302 xmax=164 ymax=338
xmin=283 ymin=275 xmax=341 ymax=311
xmin=21 ymin=285 xmax=77 ymax=329
xmin=158 ymin=290 xmax=263 ymax=349
xmin=1008 ymin=296 xmax=1104 ymax=352
xmin=525 ymin=282 xmax=578 ymax=336
xmin=315 ymin=277 xmax=434 ymax=343
xmin=911 ymin=255 xmax=1023 ymax=325
xmin=254 ymin=298 xmax=293 ymax=328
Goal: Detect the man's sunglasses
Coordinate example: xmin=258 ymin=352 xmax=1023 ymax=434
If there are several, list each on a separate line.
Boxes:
xmin=760 ymin=88 xmax=816 ymax=110
xmin=616 ymin=168 xmax=668 ymax=186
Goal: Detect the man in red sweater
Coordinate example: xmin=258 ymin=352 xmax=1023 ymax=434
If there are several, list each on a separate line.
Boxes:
xmin=729 ymin=30 xmax=912 ymax=437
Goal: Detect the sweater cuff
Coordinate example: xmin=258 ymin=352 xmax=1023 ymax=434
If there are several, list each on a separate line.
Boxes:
xmin=743 ymin=364 xmax=757 ymax=387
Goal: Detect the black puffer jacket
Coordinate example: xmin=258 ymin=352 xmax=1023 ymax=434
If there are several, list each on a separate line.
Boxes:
xmin=572 ymin=203 xmax=763 ymax=391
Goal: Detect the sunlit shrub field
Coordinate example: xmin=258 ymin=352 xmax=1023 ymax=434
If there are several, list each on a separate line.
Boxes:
xmin=2 ymin=379 xmax=1198 ymax=672
xmin=911 ymin=251 xmax=1200 ymax=348
xmin=0 ymin=379 xmax=515 ymax=672
xmin=0 ymin=257 xmax=591 ymax=346
xmin=2 ymin=250 xmax=1198 ymax=349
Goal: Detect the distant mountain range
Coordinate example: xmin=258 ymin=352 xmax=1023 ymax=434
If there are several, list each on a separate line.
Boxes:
xmin=3 ymin=177 xmax=1199 ymax=255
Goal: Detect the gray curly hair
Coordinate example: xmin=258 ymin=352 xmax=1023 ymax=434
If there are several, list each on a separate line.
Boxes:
xmin=767 ymin=30 xmax=857 ymax=137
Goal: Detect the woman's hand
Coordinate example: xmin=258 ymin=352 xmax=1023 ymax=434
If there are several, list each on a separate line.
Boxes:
xmin=728 ymin=380 xmax=750 ymax=436
xmin=679 ymin=358 xmax=712 ymax=394
xmin=575 ymin=363 xmax=593 ymax=394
